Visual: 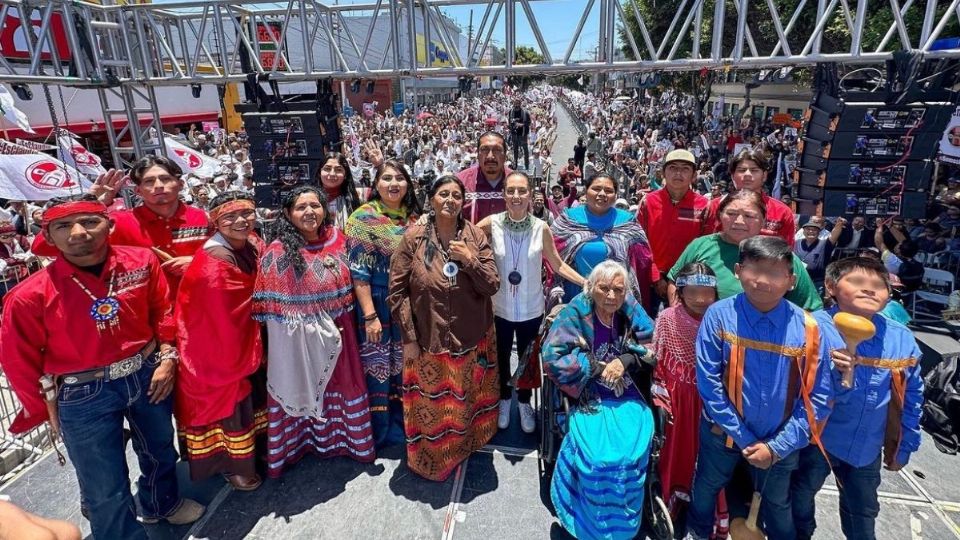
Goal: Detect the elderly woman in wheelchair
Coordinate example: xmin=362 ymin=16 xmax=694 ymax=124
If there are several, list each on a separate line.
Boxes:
xmin=540 ymin=260 xmax=663 ymax=540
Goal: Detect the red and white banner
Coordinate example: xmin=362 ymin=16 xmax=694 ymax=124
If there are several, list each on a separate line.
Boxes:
xmin=0 ymin=8 xmax=71 ymax=62
xmin=0 ymin=153 xmax=91 ymax=200
xmin=56 ymin=129 xmax=106 ymax=178
xmin=163 ymin=135 xmax=220 ymax=177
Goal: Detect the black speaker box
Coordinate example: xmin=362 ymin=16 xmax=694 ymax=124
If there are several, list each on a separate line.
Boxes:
xmin=794 ymin=160 xmax=934 ymax=191
xmin=795 ymin=191 xmax=927 ymax=219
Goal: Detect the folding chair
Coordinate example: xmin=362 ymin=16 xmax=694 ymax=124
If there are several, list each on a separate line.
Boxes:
xmin=911 ymin=268 xmax=956 ymax=322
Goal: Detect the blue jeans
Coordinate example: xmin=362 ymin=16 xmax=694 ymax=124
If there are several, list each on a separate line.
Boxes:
xmin=687 ymin=419 xmax=800 ymax=540
xmin=792 ymin=445 xmax=882 ymax=540
xmin=58 ymin=354 xmax=181 ymax=540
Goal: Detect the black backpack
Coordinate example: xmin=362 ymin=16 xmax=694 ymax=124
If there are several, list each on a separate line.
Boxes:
xmin=922 ymin=356 xmax=960 ymax=455
xmin=898 ymin=259 xmax=924 ymax=293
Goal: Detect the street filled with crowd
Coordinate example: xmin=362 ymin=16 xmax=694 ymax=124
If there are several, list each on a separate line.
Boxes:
xmin=0 ymin=83 xmax=956 ymax=540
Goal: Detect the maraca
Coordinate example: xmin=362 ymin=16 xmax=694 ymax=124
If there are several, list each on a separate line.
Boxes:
xmin=833 ymin=312 xmax=876 ymax=388
xmin=729 ymin=491 xmax=765 ymax=540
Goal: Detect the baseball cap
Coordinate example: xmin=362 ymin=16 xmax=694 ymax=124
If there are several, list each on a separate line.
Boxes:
xmin=663 ymin=149 xmax=696 ymax=167
xmin=803 ymin=217 xmax=825 ymax=230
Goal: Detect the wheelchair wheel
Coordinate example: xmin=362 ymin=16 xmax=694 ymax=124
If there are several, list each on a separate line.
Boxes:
xmin=645 ymin=494 xmax=674 ymax=540
xmin=538 ymin=377 xmax=557 ymax=472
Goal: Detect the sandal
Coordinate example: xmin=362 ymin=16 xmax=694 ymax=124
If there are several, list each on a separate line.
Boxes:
xmin=223 ymin=473 xmax=262 ymax=492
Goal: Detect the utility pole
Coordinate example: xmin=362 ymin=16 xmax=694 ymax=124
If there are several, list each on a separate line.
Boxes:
xmin=467 ymin=10 xmax=473 ymax=65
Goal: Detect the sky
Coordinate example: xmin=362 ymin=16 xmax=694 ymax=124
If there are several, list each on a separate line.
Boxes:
xmin=151 ymin=0 xmax=606 ymax=62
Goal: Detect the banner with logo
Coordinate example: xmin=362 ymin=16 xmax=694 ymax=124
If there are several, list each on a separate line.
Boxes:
xmin=57 ymin=130 xmax=106 ymax=178
xmin=163 ymin=135 xmax=220 ymax=177
xmin=0 ymin=153 xmax=90 ymax=200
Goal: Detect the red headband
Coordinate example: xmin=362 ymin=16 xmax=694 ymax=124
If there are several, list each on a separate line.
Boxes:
xmin=209 ymin=199 xmax=256 ymax=223
xmin=42 ymin=201 xmax=109 ymax=227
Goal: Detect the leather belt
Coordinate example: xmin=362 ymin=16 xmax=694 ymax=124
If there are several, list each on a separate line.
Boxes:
xmin=57 ymin=339 xmax=158 ymax=386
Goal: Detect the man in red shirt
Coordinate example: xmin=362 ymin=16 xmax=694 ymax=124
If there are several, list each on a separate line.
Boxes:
xmin=702 ymin=149 xmax=796 ymax=246
xmin=32 ymin=157 xmax=212 ymax=295
xmin=637 ymin=149 xmax=708 ymax=303
xmin=458 ymin=131 xmax=512 ymax=223
xmin=0 ymin=196 xmax=204 ymax=540
xmin=108 ymin=157 xmax=212 ymax=293
xmin=557 ymin=158 xmax=582 ymax=188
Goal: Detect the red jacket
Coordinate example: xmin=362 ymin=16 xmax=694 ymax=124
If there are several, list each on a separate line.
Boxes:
xmin=637 ymin=188 xmax=709 ymax=274
xmin=702 ymin=193 xmax=797 ymax=248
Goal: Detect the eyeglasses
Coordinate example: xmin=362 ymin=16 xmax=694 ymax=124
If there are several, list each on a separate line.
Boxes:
xmin=218 ymin=210 xmax=257 ymax=225
xmin=0 ymin=234 xmax=14 ymax=239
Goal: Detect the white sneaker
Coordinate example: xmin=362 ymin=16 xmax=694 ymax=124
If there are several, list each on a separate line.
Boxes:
xmin=518 ymin=403 xmax=536 ymax=433
xmin=498 ymin=399 xmax=511 ymax=429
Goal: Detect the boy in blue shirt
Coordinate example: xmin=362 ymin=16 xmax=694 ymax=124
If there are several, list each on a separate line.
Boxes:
xmin=792 ymin=257 xmax=924 ymax=540
xmin=688 ymin=236 xmax=833 ymax=540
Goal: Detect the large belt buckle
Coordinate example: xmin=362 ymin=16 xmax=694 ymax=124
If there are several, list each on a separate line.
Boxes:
xmin=108 ymin=354 xmax=143 ymax=381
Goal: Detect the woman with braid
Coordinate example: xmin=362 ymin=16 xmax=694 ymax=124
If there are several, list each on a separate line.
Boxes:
xmin=345 ymin=160 xmax=420 ymax=448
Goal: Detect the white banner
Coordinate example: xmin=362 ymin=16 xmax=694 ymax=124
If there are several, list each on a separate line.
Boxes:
xmin=162 ymin=136 xmax=220 ymax=177
xmin=0 ymin=139 xmax=39 ymax=155
xmin=15 ymin=139 xmax=56 ymax=152
xmin=938 ymin=106 xmax=960 ymax=165
xmin=0 ymin=85 xmax=34 ymax=133
xmin=0 ymin=154 xmax=91 ymax=200
xmin=57 ymin=130 xmax=106 ymax=178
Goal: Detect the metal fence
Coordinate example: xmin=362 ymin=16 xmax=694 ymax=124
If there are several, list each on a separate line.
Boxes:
xmin=0 ymin=269 xmax=54 ymax=486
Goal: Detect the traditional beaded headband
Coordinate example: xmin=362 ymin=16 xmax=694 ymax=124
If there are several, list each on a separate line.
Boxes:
xmin=675 ymin=274 xmax=718 ymax=288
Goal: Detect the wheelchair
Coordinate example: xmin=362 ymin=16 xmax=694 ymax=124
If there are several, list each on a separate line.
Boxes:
xmin=536 ymin=334 xmax=674 ymax=540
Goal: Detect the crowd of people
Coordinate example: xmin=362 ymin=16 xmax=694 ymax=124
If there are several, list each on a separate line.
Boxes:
xmin=0 ymin=81 xmax=950 ymax=540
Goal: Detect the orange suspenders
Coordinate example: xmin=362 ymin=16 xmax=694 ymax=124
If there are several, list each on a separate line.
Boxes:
xmin=721 ymin=314 xmax=827 ymax=457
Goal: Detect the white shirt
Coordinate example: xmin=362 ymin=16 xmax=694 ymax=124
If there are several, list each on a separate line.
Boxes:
xmin=490 ymin=214 xmax=546 ymax=322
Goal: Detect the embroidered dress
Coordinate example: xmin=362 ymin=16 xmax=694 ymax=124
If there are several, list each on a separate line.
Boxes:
xmin=652 ymin=305 xmax=729 ymax=538
xmin=252 ymin=228 xmax=375 ymax=476
xmin=386 ymin=220 xmax=502 ymax=481
xmin=542 ymin=292 xmax=655 ymax=540
xmin=345 ymin=200 xmax=415 ymax=448
xmin=175 ymin=234 xmax=267 ymax=482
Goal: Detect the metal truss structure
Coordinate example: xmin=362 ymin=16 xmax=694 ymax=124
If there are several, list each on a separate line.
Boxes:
xmin=1 ymin=0 xmax=960 ymax=164
xmin=2 ymin=0 xmax=960 ymax=86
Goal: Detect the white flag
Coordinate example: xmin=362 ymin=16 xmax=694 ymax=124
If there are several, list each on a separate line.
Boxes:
xmin=0 ymin=85 xmax=35 ymax=134
xmin=162 ymin=136 xmax=220 ymax=177
xmin=57 ymin=130 xmax=106 ymax=178
xmin=0 ymin=154 xmax=91 ymax=200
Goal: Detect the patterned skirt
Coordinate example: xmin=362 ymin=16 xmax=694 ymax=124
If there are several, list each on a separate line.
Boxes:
xmin=178 ymin=370 xmax=268 ymax=482
xmin=551 ymin=399 xmax=653 ymax=540
xmin=402 ymin=326 xmax=499 ymax=482
xmin=659 ymin=378 xmax=729 ymax=538
xmin=265 ymin=312 xmax=376 ymax=478
xmin=361 ymin=340 xmax=406 ymax=449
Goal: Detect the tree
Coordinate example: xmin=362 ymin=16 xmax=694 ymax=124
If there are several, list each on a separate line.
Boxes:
xmin=618 ymin=0 xmax=959 ymax=119
xmin=507 ymin=45 xmax=546 ymax=90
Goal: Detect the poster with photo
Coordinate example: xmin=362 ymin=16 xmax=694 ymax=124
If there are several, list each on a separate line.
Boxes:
xmin=939 ymin=106 xmax=960 ymax=165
